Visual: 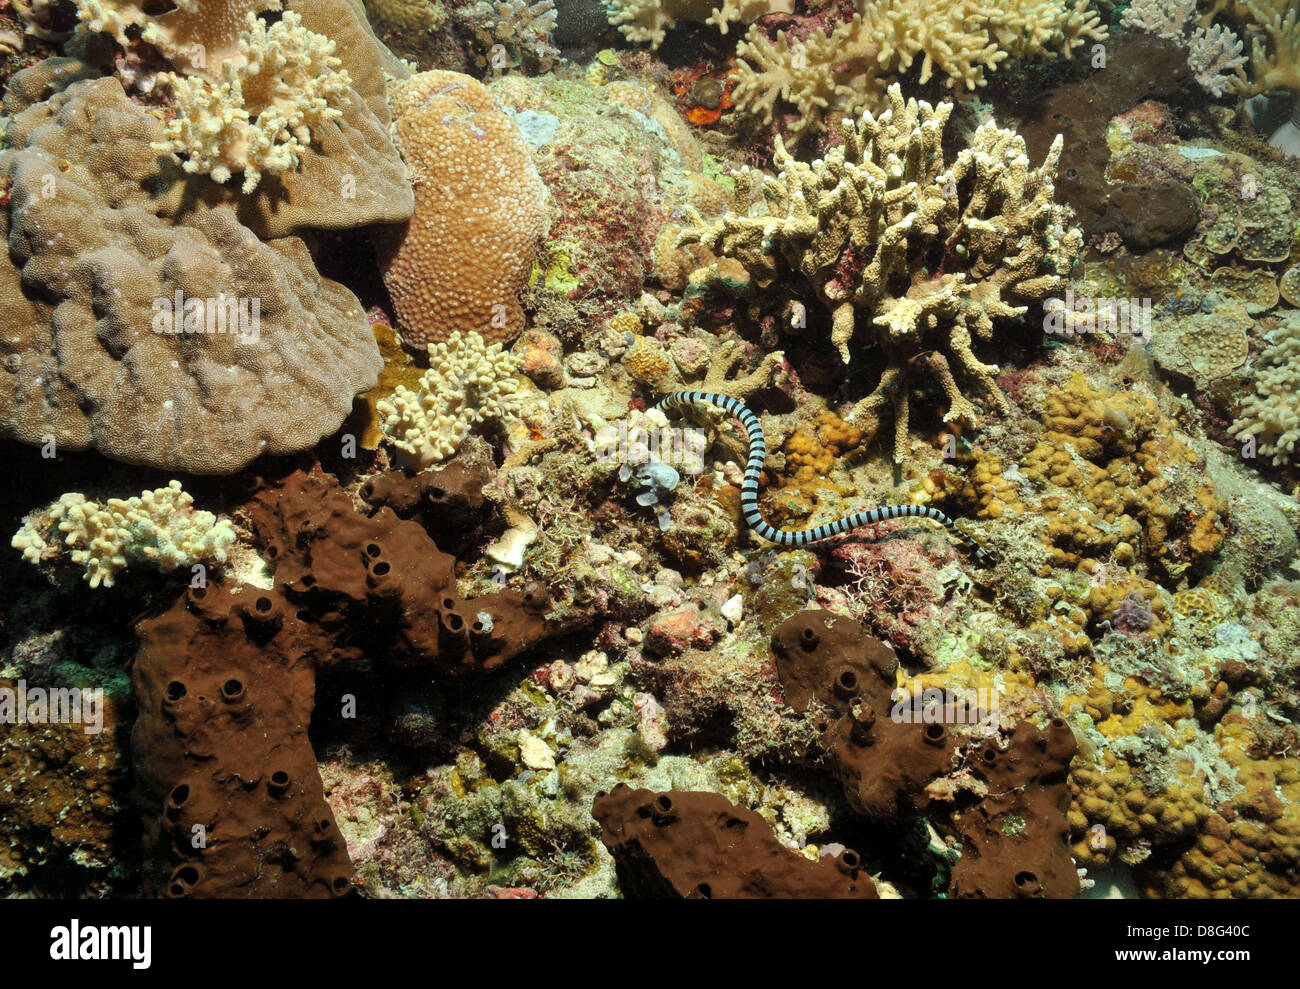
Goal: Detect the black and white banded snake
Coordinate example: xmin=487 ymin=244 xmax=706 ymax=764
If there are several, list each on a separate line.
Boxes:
xmin=655 ymin=391 xmax=995 ymax=565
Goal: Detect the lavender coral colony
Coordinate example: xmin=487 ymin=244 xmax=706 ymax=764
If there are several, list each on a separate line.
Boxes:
xmin=0 ymin=0 xmax=1299 ymax=913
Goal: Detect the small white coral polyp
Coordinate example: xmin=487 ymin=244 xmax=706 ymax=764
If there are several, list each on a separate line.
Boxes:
xmin=378 ymin=330 xmax=529 ymax=470
xmin=11 ymin=480 xmax=237 ymax=588
xmin=153 ymin=11 xmax=352 ymax=193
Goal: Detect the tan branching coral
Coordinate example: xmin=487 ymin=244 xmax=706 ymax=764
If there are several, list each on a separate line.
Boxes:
xmin=607 ymin=0 xmax=790 ymax=49
xmin=378 ymin=331 xmax=530 ymax=470
xmin=12 ymin=481 xmax=236 ymax=588
xmin=1228 ymin=312 xmax=1300 ymax=466
xmin=732 ymin=0 xmax=1107 ymax=145
xmin=0 ymin=75 xmax=383 ymax=473
xmin=153 ymin=12 xmax=353 ymax=193
xmin=681 ymin=85 xmax=1082 ymax=462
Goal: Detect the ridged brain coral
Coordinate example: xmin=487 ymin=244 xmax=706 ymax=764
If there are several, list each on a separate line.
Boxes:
xmin=375 ymin=70 xmax=549 ymax=350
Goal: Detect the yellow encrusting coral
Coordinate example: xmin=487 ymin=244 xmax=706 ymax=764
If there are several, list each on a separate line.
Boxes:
xmin=11 ymin=481 xmax=237 ymax=589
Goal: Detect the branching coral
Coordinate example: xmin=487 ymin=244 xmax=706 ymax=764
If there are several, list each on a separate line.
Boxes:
xmin=606 ymin=0 xmax=790 ymax=49
xmin=731 ymin=0 xmax=1107 ymax=146
xmin=1228 ymin=312 xmax=1300 ymax=466
xmin=153 ymin=12 xmax=352 ymax=192
xmin=74 ymin=0 xmax=281 ymax=81
xmin=378 ymin=331 xmax=531 ymax=470
xmin=11 ymin=481 xmax=236 ymax=589
xmin=681 ymin=84 xmax=1082 ymax=461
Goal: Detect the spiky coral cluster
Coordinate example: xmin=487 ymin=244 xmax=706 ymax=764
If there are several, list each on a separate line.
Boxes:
xmin=152 ymin=12 xmax=352 ymax=192
xmin=732 ymin=0 xmax=1107 ymax=145
xmin=606 ymin=0 xmax=789 ymax=49
xmin=378 ymin=331 xmax=530 ymax=470
xmin=75 ymin=0 xmax=279 ymax=81
xmin=681 ymin=84 xmax=1082 ymax=461
xmin=1122 ymin=0 xmax=1248 ymax=97
xmin=11 ymin=481 xmax=236 ymax=589
xmin=1228 ymin=312 xmax=1300 ymax=466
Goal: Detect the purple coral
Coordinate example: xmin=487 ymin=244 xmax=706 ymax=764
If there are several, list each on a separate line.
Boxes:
xmin=1112 ymin=592 xmax=1154 ymax=635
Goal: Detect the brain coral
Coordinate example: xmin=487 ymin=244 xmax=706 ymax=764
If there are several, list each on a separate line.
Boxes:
xmin=375 ymin=70 xmax=549 ymax=351
xmin=0 ymin=74 xmax=382 ymax=473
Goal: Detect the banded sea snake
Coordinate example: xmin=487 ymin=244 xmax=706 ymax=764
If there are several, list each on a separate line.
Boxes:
xmin=655 ymin=391 xmax=995 ymax=566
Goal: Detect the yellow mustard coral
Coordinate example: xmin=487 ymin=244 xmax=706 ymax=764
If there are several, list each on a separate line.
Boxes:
xmin=11 ymin=480 xmax=236 ymax=588
xmin=153 ymin=11 xmax=352 ymax=193
xmin=377 ymin=330 xmax=529 ymax=470
xmin=681 ymin=84 xmax=1082 ymax=462
xmin=376 ymin=71 xmax=549 ymax=350
xmin=1024 ymin=372 xmax=1224 ymax=579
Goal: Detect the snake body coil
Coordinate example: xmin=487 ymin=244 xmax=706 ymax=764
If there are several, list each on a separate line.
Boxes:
xmin=655 ymin=391 xmax=993 ymax=565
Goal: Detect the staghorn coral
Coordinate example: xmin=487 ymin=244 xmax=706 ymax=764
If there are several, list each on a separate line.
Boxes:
xmin=1228 ymin=312 xmax=1300 ymax=465
xmin=377 ymin=331 xmax=531 ymax=471
xmin=375 ymin=70 xmax=549 ymax=350
xmin=682 ymin=84 xmax=1082 ymax=462
xmin=73 ymin=0 xmax=280 ymax=82
xmin=12 ymin=482 xmax=235 ymax=589
xmin=468 ymin=0 xmax=559 ymax=73
xmin=0 ymin=74 xmax=383 ymax=473
xmin=606 ymin=0 xmax=790 ymax=49
xmin=731 ymin=0 xmax=1107 ymax=146
xmin=153 ymin=12 xmax=353 ymax=193
xmin=1122 ymin=0 xmax=1248 ymax=97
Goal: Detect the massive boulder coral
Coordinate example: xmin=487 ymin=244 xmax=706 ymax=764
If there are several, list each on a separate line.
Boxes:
xmin=0 ymin=74 xmax=383 ymax=472
xmin=682 ymin=84 xmax=1082 ymax=461
xmin=731 ymin=0 xmax=1107 ymax=146
xmin=12 ymin=481 xmax=235 ymax=588
xmin=592 ymin=784 xmax=877 ymax=898
xmin=375 ymin=70 xmax=549 ymax=350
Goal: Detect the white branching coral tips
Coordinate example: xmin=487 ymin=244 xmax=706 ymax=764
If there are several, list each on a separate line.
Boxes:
xmin=378 ymin=331 xmax=531 ymax=470
xmin=606 ymin=0 xmax=790 ymax=49
xmin=152 ymin=11 xmax=353 ymax=193
xmin=731 ymin=0 xmax=1106 ymax=145
xmin=11 ymin=481 xmax=236 ymax=589
xmin=680 ymin=84 xmax=1082 ymax=462
xmin=1228 ymin=313 xmax=1300 ymax=466
xmin=75 ymin=0 xmax=281 ymax=81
